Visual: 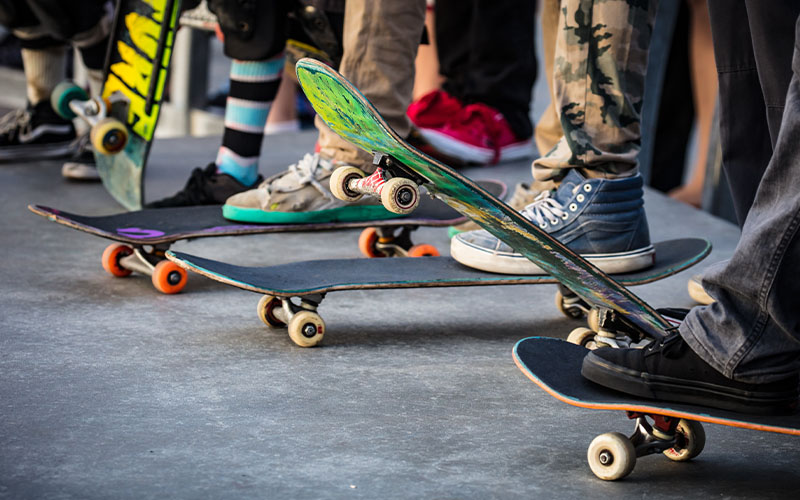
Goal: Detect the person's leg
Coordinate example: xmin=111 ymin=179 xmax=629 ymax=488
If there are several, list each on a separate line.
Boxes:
xmin=215 ymin=56 xmax=284 ymax=186
xmin=451 ymin=0 xmax=657 ymax=275
xmin=532 ymin=0 xmax=657 ymax=185
xmin=667 ymin=0 xmax=717 ymax=208
xmin=705 ymin=0 xmax=795 ymax=226
xmin=582 ymin=13 xmax=800 ymax=415
xmin=0 ymin=0 xmax=75 ymax=161
xmin=147 ymin=1 xmax=289 ymax=207
xmin=223 ymin=0 xmax=428 ymax=223
xmin=533 ymin=0 xmax=563 ymax=158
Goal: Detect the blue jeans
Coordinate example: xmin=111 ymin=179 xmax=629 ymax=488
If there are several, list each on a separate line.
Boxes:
xmin=680 ymin=13 xmax=800 ymax=384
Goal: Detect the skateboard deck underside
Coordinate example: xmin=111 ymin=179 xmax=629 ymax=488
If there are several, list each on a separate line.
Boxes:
xmin=27 ymin=180 xmax=504 ymax=245
xmin=166 ymin=238 xmax=710 ymax=296
xmin=295 ymin=59 xmax=670 ymax=340
xmin=513 ymin=337 xmax=800 ymax=435
xmin=98 ymin=0 xmax=181 ymax=210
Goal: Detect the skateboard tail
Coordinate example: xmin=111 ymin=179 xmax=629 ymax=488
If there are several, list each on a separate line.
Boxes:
xmin=295 ymin=58 xmax=670 ymax=340
xmin=513 ymin=337 xmax=800 ymax=436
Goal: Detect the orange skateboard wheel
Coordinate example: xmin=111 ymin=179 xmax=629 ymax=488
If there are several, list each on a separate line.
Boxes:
xmin=407 ymin=244 xmax=439 ymax=257
xmin=101 ymin=243 xmax=133 ymax=277
xmin=358 ymin=227 xmax=385 ymax=258
xmin=151 ymin=260 xmax=187 ymax=294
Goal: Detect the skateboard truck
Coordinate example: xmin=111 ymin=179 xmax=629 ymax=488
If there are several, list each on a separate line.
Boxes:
xmin=50 ymin=81 xmax=129 ymax=155
xmin=257 ymin=294 xmax=326 ymax=347
xmin=101 ymin=243 xmax=188 ymax=294
xmin=587 ymin=413 xmax=706 ymax=480
xmin=567 ymin=306 xmax=650 ymax=349
xmin=330 ymin=154 xmax=424 ymax=215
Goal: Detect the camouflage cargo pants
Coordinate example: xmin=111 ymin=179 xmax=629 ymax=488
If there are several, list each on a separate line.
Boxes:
xmin=532 ymin=0 xmax=658 ymax=188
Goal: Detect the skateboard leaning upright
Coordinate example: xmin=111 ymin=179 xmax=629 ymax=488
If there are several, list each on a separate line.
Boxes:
xmin=294 ymin=58 xmax=676 ymax=347
xmin=513 ymin=337 xmax=800 ymax=481
xmin=52 ymin=0 xmax=182 ymax=210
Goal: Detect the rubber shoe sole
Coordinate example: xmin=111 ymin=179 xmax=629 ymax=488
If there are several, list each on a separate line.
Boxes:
xmin=451 ymin=234 xmax=655 ymax=275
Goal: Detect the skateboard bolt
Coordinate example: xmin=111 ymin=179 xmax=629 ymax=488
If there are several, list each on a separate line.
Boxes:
xmin=302 ymin=324 xmax=317 ymax=338
xmin=399 ymin=189 xmax=414 ymax=205
xmin=167 ymin=272 xmax=182 ymax=285
xmin=599 ymin=450 xmax=613 ymax=466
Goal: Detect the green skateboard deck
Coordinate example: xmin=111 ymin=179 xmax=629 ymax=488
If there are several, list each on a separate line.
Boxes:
xmin=294 ymin=58 xmax=675 ymax=342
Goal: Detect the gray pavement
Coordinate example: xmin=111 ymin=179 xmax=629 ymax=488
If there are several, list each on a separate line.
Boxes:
xmin=2 ymin=133 xmax=799 ymax=499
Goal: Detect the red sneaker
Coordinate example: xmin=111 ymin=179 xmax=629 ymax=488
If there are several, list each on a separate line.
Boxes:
xmin=418 ymin=103 xmax=532 ymax=165
xmin=407 ymin=89 xmax=462 ymax=129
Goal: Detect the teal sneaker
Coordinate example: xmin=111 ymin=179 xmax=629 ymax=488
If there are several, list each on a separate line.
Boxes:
xmin=223 ymin=153 xmax=400 ymax=223
xmin=451 ymin=169 xmax=655 ymax=274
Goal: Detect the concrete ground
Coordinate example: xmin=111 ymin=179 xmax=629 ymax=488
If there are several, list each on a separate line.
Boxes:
xmin=3 ymin=132 xmax=799 ymax=499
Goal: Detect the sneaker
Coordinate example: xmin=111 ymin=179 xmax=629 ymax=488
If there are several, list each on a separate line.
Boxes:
xmin=145 ymin=163 xmax=262 ymax=208
xmin=222 ymin=153 xmax=398 ymax=224
xmin=61 ymin=134 xmax=100 ymax=181
xmin=450 ymin=169 xmax=655 ymax=275
xmin=688 ymin=275 xmax=714 ymax=305
xmin=417 ymin=103 xmax=532 ymax=165
xmin=0 ymin=100 xmax=76 ymax=161
xmin=581 ymin=331 xmax=799 ymax=415
xmin=448 ymin=182 xmax=541 ymax=237
xmin=407 ymin=89 xmax=462 ymax=129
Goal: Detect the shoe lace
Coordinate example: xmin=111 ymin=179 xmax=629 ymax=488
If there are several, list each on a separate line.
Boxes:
xmin=267 ymin=153 xmax=335 ymax=198
xmin=520 ymin=190 xmax=568 ymax=227
xmin=0 ymin=108 xmax=31 ymax=137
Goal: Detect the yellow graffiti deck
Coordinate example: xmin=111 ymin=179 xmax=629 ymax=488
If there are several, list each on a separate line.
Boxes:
xmin=98 ymin=0 xmax=181 ymax=210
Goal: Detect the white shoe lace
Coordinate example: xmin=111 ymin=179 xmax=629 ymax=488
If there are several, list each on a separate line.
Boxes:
xmin=0 ymin=109 xmax=31 ymax=136
xmin=267 ymin=153 xmax=335 ymax=198
xmin=520 ymin=190 xmax=568 ymax=228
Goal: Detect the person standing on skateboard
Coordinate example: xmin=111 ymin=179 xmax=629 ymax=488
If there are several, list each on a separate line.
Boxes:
xmin=582 ymin=6 xmax=800 ymax=415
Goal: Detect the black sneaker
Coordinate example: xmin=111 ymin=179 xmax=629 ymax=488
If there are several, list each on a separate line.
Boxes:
xmin=581 ymin=331 xmax=799 ymax=415
xmin=0 ymin=100 xmax=76 ymax=161
xmin=62 ymin=134 xmax=100 ymax=181
xmin=145 ymin=163 xmax=263 ymax=208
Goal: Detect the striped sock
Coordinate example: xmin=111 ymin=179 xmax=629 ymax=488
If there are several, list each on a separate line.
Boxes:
xmin=216 ymin=55 xmax=284 ymax=186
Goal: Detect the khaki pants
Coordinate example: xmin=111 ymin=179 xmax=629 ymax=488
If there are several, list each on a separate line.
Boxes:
xmin=317 ymin=0 xmax=427 ymax=169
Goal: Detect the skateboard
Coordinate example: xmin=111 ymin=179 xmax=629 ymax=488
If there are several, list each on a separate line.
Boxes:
xmin=295 ymin=58 xmax=680 ymax=346
xmin=513 ymin=337 xmax=800 ymax=481
xmin=51 ymin=0 xmax=182 ymax=210
xmin=164 ymin=237 xmax=710 ymax=347
xmin=27 ymin=179 xmax=504 ymax=294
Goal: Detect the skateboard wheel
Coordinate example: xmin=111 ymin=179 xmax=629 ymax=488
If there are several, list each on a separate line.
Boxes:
xmin=101 ymin=243 xmax=134 ymax=277
xmin=381 ymin=177 xmax=419 ymax=215
xmin=287 ymin=310 xmax=325 ymax=347
xmin=330 ymin=166 xmax=366 ymax=202
xmin=587 ymin=432 xmax=636 ymax=481
xmin=587 ymin=308 xmax=601 ymax=333
xmin=407 ymin=244 xmax=440 ymax=257
xmin=567 ymin=327 xmax=597 ymax=349
xmin=663 ymin=419 xmax=705 ymax=462
xmin=555 ymin=290 xmax=586 ymax=320
xmin=51 ymin=81 xmax=88 ymax=120
xmin=257 ymin=295 xmax=287 ymax=328
xmin=91 ymin=117 xmax=128 ymax=155
xmin=358 ymin=227 xmax=385 ymax=258
xmin=151 ymin=260 xmax=188 ymax=294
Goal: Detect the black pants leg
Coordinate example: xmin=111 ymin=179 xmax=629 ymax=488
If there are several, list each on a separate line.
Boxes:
xmin=707 ymin=0 xmax=800 ymax=226
xmin=435 ymin=0 xmax=536 ymax=140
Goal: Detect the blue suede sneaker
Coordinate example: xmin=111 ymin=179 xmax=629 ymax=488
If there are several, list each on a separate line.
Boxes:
xmin=450 ymin=169 xmax=655 ymax=274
